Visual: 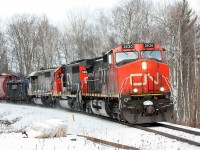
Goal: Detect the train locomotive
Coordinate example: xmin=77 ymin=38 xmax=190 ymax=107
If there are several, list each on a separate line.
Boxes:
xmin=28 ymin=67 xmax=58 ymax=105
xmin=4 ymin=43 xmax=173 ymax=124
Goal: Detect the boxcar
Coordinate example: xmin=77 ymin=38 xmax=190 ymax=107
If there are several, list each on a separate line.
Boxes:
xmin=7 ymin=77 xmax=29 ymax=102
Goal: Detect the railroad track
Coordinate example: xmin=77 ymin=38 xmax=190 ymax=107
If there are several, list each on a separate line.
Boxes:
xmin=133 ymin=124 xmax=200 ymax=147
xmin=1 ymin=101 xmax=200 ymax=147
xmin=155 ymin=123 xmax=200 ymax=136
xmin=70 ymin=109 xmax=200 ymax=147
xmin=75 ymin=110 xmax=200 ymax=147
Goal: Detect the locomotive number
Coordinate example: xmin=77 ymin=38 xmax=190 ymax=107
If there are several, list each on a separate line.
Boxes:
xmin=82 ymin=70 xmax=87 ymax=74
xmin=122 ymin=44 xmax=133 ymax=49
xmin=130 ymin=73 xmax=159 ymax=86
xmin=144 ymin=43 xmax=154 ymax=48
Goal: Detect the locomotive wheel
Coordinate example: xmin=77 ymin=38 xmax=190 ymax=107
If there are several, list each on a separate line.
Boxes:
xmin=54 ymin=99 xmax=61 ymax=109
xmin=121 ymin=108 xmax=137 ymax=124
xmin=117 ymin=113 xmax=127 ymax=122
xmin=117 ymin=113 xmax=122 ymax=121
xmin=86 ymin=102 xmax=92 ymax=114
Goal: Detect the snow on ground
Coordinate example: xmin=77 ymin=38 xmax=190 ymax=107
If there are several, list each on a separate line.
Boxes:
xmin=162 ymin=122 xmax=200 ymax=132
xmin=0 ymin=102 xmax=200 ymax=150
xmin=149 ymin=126 xmax=200 ymax=144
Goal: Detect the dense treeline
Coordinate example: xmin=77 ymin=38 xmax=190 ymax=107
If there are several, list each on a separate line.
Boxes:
xmin=0 ymin=0 xmax=200 ymax=127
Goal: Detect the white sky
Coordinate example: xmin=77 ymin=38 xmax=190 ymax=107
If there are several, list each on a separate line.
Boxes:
xmin=0 ymin=0 xmax=119 ymax=23
xmin=0 ymin=0 xmax=199 ymax=23
xmin=188 ymin=0 xmax=200 ymax=14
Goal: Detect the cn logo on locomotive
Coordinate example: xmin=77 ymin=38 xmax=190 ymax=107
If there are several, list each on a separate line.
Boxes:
xmin=129 ymin=73 xmax=159 ymax=86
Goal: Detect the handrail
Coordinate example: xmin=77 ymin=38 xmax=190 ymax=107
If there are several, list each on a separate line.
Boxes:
xmin=118 ymin=76 xmax=131 ymax=110
xmin=119 ymin=76 xmax=130 ymax=95
xmin=162 ymin=75 xmax=175 ymax=99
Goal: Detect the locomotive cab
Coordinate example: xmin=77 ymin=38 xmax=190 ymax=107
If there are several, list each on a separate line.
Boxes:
xmin=52 ymin=66 xmax=63 ymax=96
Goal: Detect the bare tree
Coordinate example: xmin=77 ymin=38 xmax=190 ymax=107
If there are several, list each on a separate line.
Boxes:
xmin=191 ymin=19 xmax=200 ymax=127
xmin=111 ymin=0 xmax=153 ymax=44
xmin=91 ymin=9 xmax=116 ymax=56
xmin=37 ymin=16 xmax=61 ymax=69
xmin=0 ymin=21 xmax=8 ymax=73
xmin=6 ymin=14 xmax=61 ymax=74
xmin=64 ymin=10 xmax=93 ymax=60
xmin=7 ymin=14 xmax=40 ymax=75
xmin=154 ymin=0 xmax=199 ymax=126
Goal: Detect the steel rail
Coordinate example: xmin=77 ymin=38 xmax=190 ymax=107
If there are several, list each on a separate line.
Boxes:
xmin=133 ymin=125 xmax=200 ymax=147
xmin=155 ymin=123 xmax=200 ymax=136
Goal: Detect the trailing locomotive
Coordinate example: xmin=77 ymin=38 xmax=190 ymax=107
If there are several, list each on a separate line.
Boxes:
xmin=4 ymin=43 xmax=173 ymax=124
xmin=28 ymin=67 xmax=60 ymax=105
xmin=58 ymin=61 xmax=88 ymax=110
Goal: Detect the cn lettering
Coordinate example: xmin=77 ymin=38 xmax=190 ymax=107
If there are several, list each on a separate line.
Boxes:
xmin=130 ymin=73 xmax=159 ymax=86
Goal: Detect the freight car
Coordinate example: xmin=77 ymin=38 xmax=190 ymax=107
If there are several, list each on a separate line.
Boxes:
xmin=6 ymin=77 xmax=29 ymax=102
xmin=0 ymin=74 xmax=17 ymax=100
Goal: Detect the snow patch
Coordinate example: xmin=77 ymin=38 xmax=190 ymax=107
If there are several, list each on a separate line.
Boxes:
xmin=22 ymin=119 xmax=67 ymax=138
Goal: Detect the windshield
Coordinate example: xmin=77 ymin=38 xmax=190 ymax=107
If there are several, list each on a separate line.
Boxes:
xmin=141 ymin=50 xmax=162 ymax=61
xmin=116 ymin=51 xmax=138 ymax=63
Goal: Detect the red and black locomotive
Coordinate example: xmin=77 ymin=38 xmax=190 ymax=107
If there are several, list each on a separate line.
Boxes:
xmin=3 ymin=43 xmax=173 ymax=124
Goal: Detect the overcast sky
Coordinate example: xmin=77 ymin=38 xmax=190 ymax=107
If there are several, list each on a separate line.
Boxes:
xmin=0 ymin=0 xmax=119 ymax=23
xmin=188 ymin=0 xmax=200 ymax=13
xmin=0 ymin=0 xmax=199 ymax=24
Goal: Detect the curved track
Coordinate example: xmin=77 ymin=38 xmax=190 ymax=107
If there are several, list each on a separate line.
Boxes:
xmin=76 ymin=110 xmax=200 ymax=147
xmin=133 ymin=124 xmax=200 ymax=147
xmin=155 ymin=123 xmax=200 ymax=136
xmin=2 ymin=101 xmax=200 ymax=147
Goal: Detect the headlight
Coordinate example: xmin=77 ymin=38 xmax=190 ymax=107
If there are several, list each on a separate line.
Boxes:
xmin=143 ymin=100 xmax=153 ymax=106
xmin=142 ymin=62 xmax=147 ymax=70
xmin=133 ymin=88 xmax=138 ymax=93
xmin=160 ymin=87 xmax=165 ymax=92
